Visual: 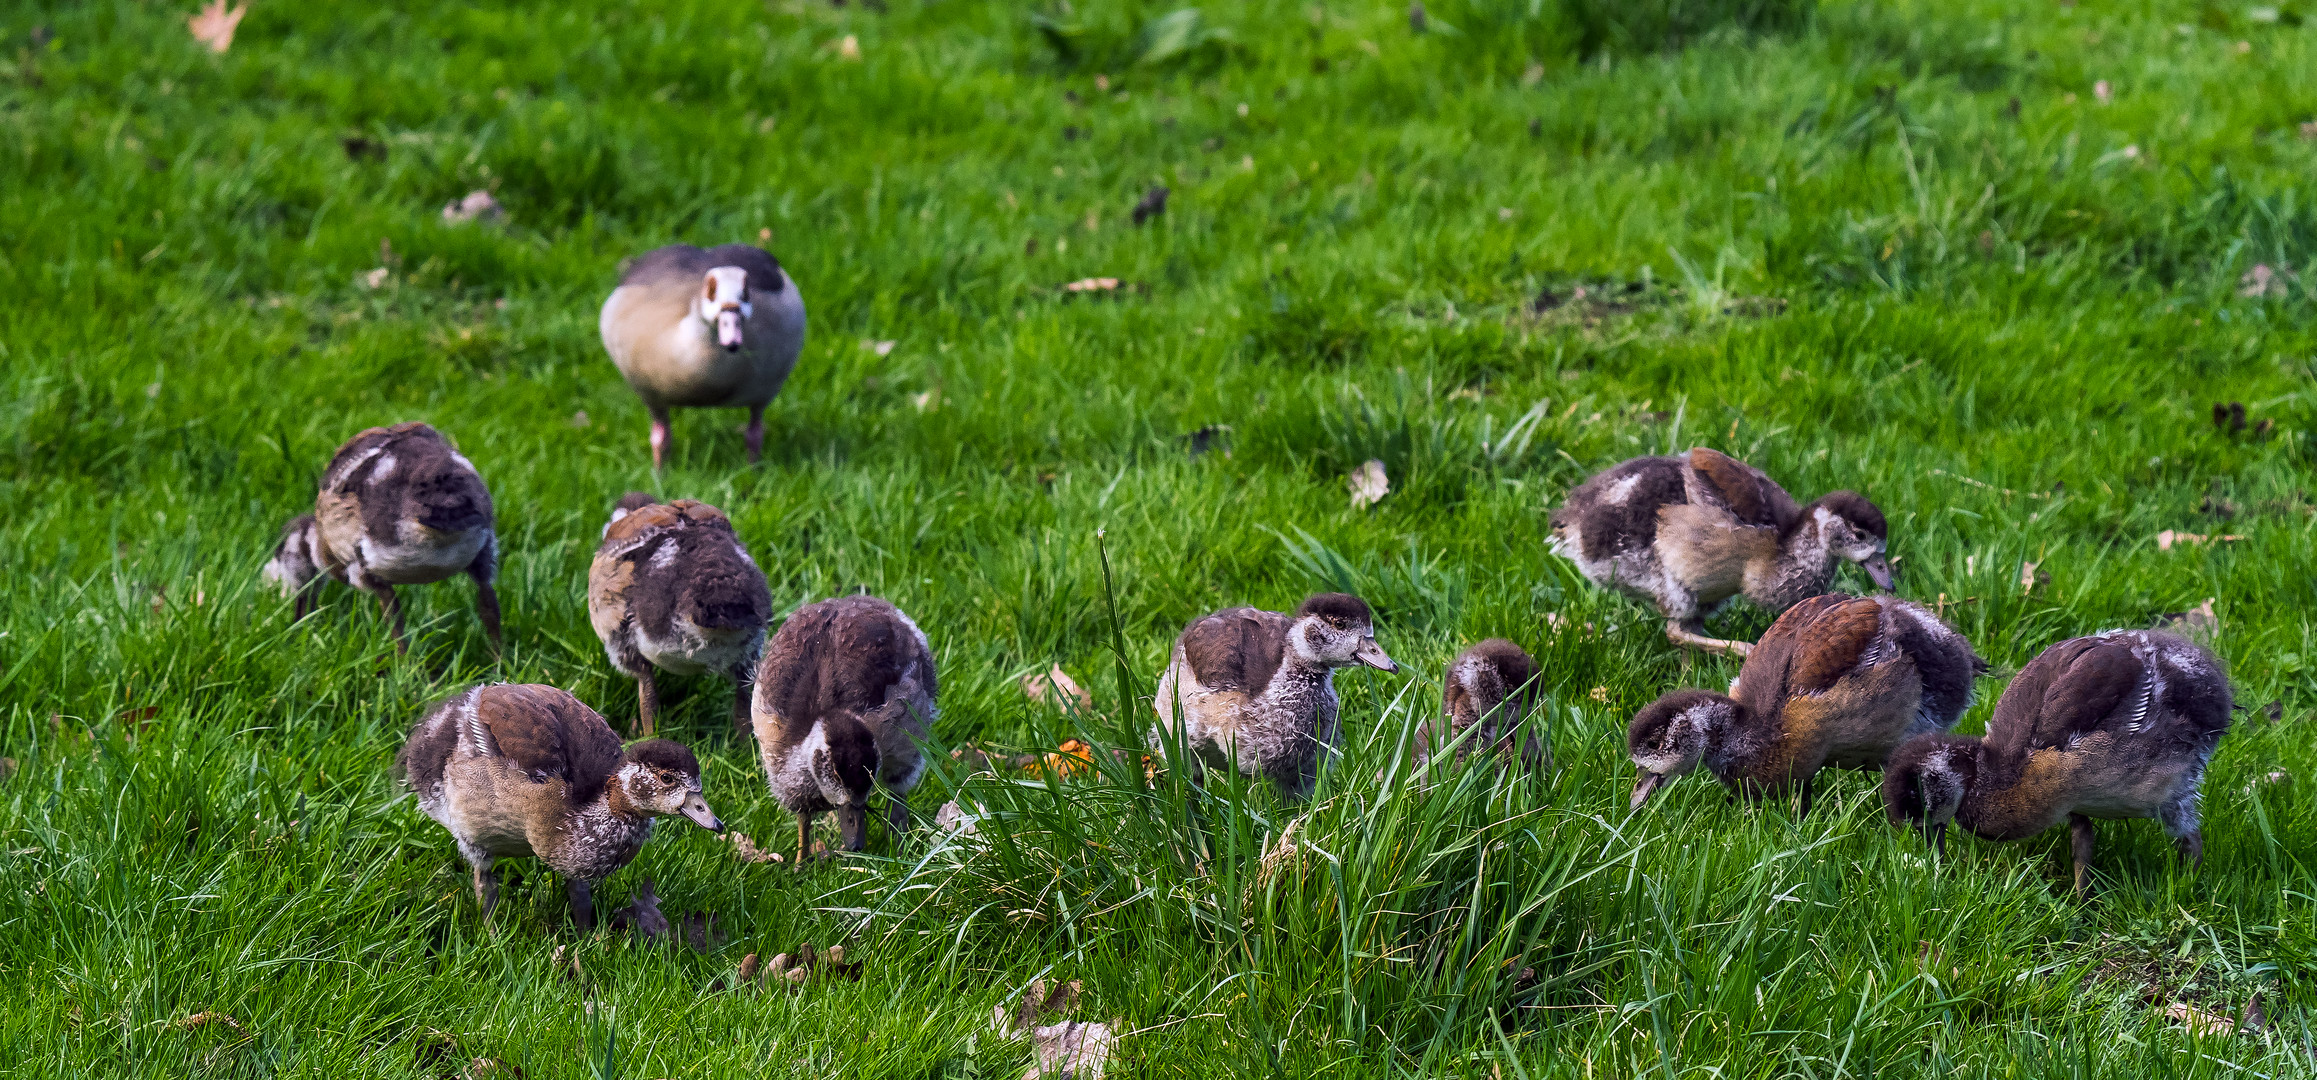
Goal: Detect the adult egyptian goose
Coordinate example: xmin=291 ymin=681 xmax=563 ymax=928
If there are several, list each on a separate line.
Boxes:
xmin=588 ymin=493 xmax=773 ymax=737
xmin=599 ymin=243 xmax=807 ymax=468
xmin=751 ymin=595 xmax=937 ymax=860
xmin=1413 ymin=639 xmax=1548 ymax=770
xmin=1548 ymin=447 xmax=1892 ymax=655
xmin=397 ymin=683 xmax=723 ymax=929
xmin=1151 ymin=593 xmax=1399 ymax=799
xmin=1883 ymin=630 xmax=2232 ymax=895
xmin=1628 ymin=593 xmax=1983 ymax=813
xmin=262 ymin=422 xmax=500 ymax=652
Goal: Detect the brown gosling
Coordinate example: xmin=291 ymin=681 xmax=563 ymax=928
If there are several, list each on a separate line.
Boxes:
xmin=262 ymin=422 xmax=499 ymax=653
xmin=751 ymin=595 xmax=937 ymax=860
xmin=1883 ymin=630 xmax=2233 ymax=896
xmin=587 ymin=493 xmax=773 ymax=737
xmin=1413 ymin=639 xmax=1548 ymax=771
xmin=599 ymin=243 xmax=807 ymax=468
xmin=1151 ymin=593 xmax=1399 ymax=800
xmin=1628 ymin=593 xmax=1984 ymax=813
xmin=397 ymin=683 xmax=723 ymax=929
xmin=1549 ymin=447 xmax=1892 ymax=656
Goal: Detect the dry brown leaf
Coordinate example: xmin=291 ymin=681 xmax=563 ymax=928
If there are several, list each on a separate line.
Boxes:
xmin=738 ymin=953 xmax=761 ymax=985
xmin=1021 ymin=665 xmax=1093 ymax=712
xmin=2154 ymin=598 xmax=2219 ymax=638
xmin=2018 ymin=561 xmax=2047 ymax=595
xmin=728 ymin=832 xmax=784 ymax=864
xmin=2164 ymin=1001 xmax=2237 ymax=1037
xmin=173 ymin=1011 xmax=249 ymax=1036
xmin=1026 ymin=1020 xmax=1117 ymax=1079
xmin=187 ymin=1 xmax=246 ymax=54
xmin=1347 ymin=459 xmax=1389 ymax=509
xmin=462 ymin=1058 xmax=524 ymax=1079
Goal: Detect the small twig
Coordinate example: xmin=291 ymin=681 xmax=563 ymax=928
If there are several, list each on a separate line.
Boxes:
xmin=1118 ymin=1013 xmax=1226 ymax=1038
xmin=1931 ymin=468 xmax=2051 ymax=499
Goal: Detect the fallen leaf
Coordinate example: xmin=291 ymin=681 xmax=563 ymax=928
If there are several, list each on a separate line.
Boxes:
xmin=1020 ymin=665 xmax=1093 ymax=712
xmin=2238 ymin=265 xmax=2294 ymax=298
xmin=462 ymin=1058 xmax=524 ymax=1080
xmin=1062 ymin=277 xmax=1120 ymax=293
xmin=911 ymin=390 xmax=939 ymax=412
xmin=728 ymin=832 xmax=785 ymax=864
xmin=738 ymin=953 xmax=761 ymax=985
xmin=187 ymin=1 xmax=246 ymax=53
xmin=173 ymin=1011 xmax=250 ymax=1036
xmin=1027 ymin=739 xmax=1098 ymax=778
xmin=608 ymin=879 xmax=670 ymax=941
xmin=1347 ymin=459 xmax=1389 ymax=509
xmin=361 ymin=267 xmax=390 ymax=289
xmin=935 ymin=799 xmax=982 ymax=835
xmin=1130 ymin=186 xmax=1169 ymax=226
xmin=861 ymin=339 xmax=897 ymax=356
xmin=2303 ymin=121 xmax=2317 ymax=140
xmin=570 ymin=410 xmax=590 ymax=428
xmin=836 ymin=34 xmax=861 ymax=60
xmin=2018 ymin=561 xmax=2047 ymax=595
xmin=1026 ymin=1020 xmax=1117 ymax=1079
xmin=442 ymin=190 xmax=504 ymax=225
xmin=1522 ymin=62 xmax=1544 ymax=87
xmin=2155 ymin=530 xmax=2242 ymax=550
xmin=2164 ymin=1001 xmax=2237 ymax=1037
xmin=2093 ymin=80 xmax=2111 ymax=103
xmin=118 ymin=704 xmax=161 ymax=733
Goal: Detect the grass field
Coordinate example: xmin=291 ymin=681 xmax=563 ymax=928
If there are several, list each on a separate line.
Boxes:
xmin=4 ymin=0 xmax=2317 ymax=1074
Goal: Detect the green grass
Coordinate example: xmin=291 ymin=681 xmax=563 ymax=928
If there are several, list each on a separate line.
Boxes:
xmin=4 ymin=0 xmax=2316 ymax=1074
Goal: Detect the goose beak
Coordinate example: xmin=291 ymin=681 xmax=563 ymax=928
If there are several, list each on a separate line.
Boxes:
xmin=1354 ymin=638 xmax=1398 ymax=673
xmin=680 ymin=791 xmax=725 ymax=833
xmin=1630 ymin=770 xmax=1667 ymax=811
xmin=1862 ymin=553 xmax=1895 ymax=591
xmin=715 ymin=308 xmax=745 ymax=351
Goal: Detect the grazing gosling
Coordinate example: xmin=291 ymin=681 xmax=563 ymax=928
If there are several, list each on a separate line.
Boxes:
xmin=1884 ymin=630 xmax=2232 ymax=896
xmin=599 ymin=243 xmax=807 ymax=468
xmin=1413 ymin=639 xmax=1548 ymax=771
xmin=752 ymin=595 xmax=937 ymax=860
xmin=588 ymin=493 xmax=773 ymax=737
xmin=397 ymin=684 xmax=723 ymax=929
xmin=263 ymin=422 xmax=500 ymax=652
xmin=1628 ymin=593 xmax=1983 ymax=813
xmin=1549 ymin=447 xmax=1892 ymax=655
xmin=1152 ymin=593 xmax=1399 ymax=800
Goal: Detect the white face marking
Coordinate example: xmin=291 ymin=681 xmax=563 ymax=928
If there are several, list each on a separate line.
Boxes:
xmin=449 ymin=451 xmax=479 ymax=476
xmin=371 ymin=452 xmax=396 ymax=480
xmin=694 ymin=267 xmax=754 ymax=322
xmin=1603 ymin=473 xmax=1643 ymax=505
xmin=647 ymin=543 xmax=679 ymax=572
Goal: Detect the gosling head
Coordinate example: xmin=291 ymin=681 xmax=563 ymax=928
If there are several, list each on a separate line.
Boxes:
xmin=1289 ymin=593 xmax=1397 ymax=672
xmin=615 ymin=739 xmax=723 ymax=832
xmin=1809 ymin=491 xmax=1894 ymax=590
xmin=693 ymin=265 xmax=754 ymax=352
xmin=1882 ymin=734 xmax=1977 ymax=855
xmin=1626 ymin=689 xmax=1738 ymax=810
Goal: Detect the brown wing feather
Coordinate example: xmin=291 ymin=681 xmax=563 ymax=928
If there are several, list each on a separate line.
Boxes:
xmin=1786 ymin=596 xmax=1885 ymax=695
xmin=1983 ymin=636 xmax=2140 ymax=758
xmin=1732 ymin=593 xmax=1848 ymax=716
xmin=1178 ymin=608 xmax=1290 ymax=698
xmin=480 ymin=685 xmax=626 ymax=804
xmin=1686 ymin=448 xmax=1780 ymax=527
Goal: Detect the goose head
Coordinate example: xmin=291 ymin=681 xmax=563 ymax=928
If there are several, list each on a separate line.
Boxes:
xmin=1289 ymin=593 xmax=1397 ymax=672
xmin=615 ymin=739 xmax=724 ymax=832
xmin=1807 ymin=491 xmax=1894 ymax=590
xmin=1627 ymin=689 xmax=1736 ymax=809
xmin=1882 ymin=734 xmax=1977 ymax=854
xmin=692 ymin=266 xmax=756 ymax=351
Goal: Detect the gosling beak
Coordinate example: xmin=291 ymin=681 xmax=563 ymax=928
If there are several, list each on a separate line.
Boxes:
xmin=1927 ymin=821 xmax=1947 ymax=859
xmin=1630 ymin=770 xmax=1667 ymax=811
xmin=715 ymin=308 xmax=745 ymax=351
xmin=1862 ymin=553 xmax=1896 ymax=591
xmin=1353 ymin=638 xmax=1398 ymax=673
xmin=680 ymin=793 xmax=725 ymax=833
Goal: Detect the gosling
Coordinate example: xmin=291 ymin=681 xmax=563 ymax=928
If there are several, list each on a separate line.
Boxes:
xmin=1628 ymin=593 xmax=1983 ymax=813
xmin=752 ymin=595 xmax=937 ymax=860
xmin=1883 ymin=630 xmax=2232 ymax=895
xmin=1152 ymin=593 xmax=1399 ymax=800
xmin=397 ymin=683 xmax=723 ymax=929
xmin=263 ymin=422 xmax=499 ymax=652
xmin=1549 ymin=447 xmax=1891 ymax=655
xmin=1413 ymin=639 xmax=1548 ymax=771
xmin=588 ymin=493 xmax=773 ymax=737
